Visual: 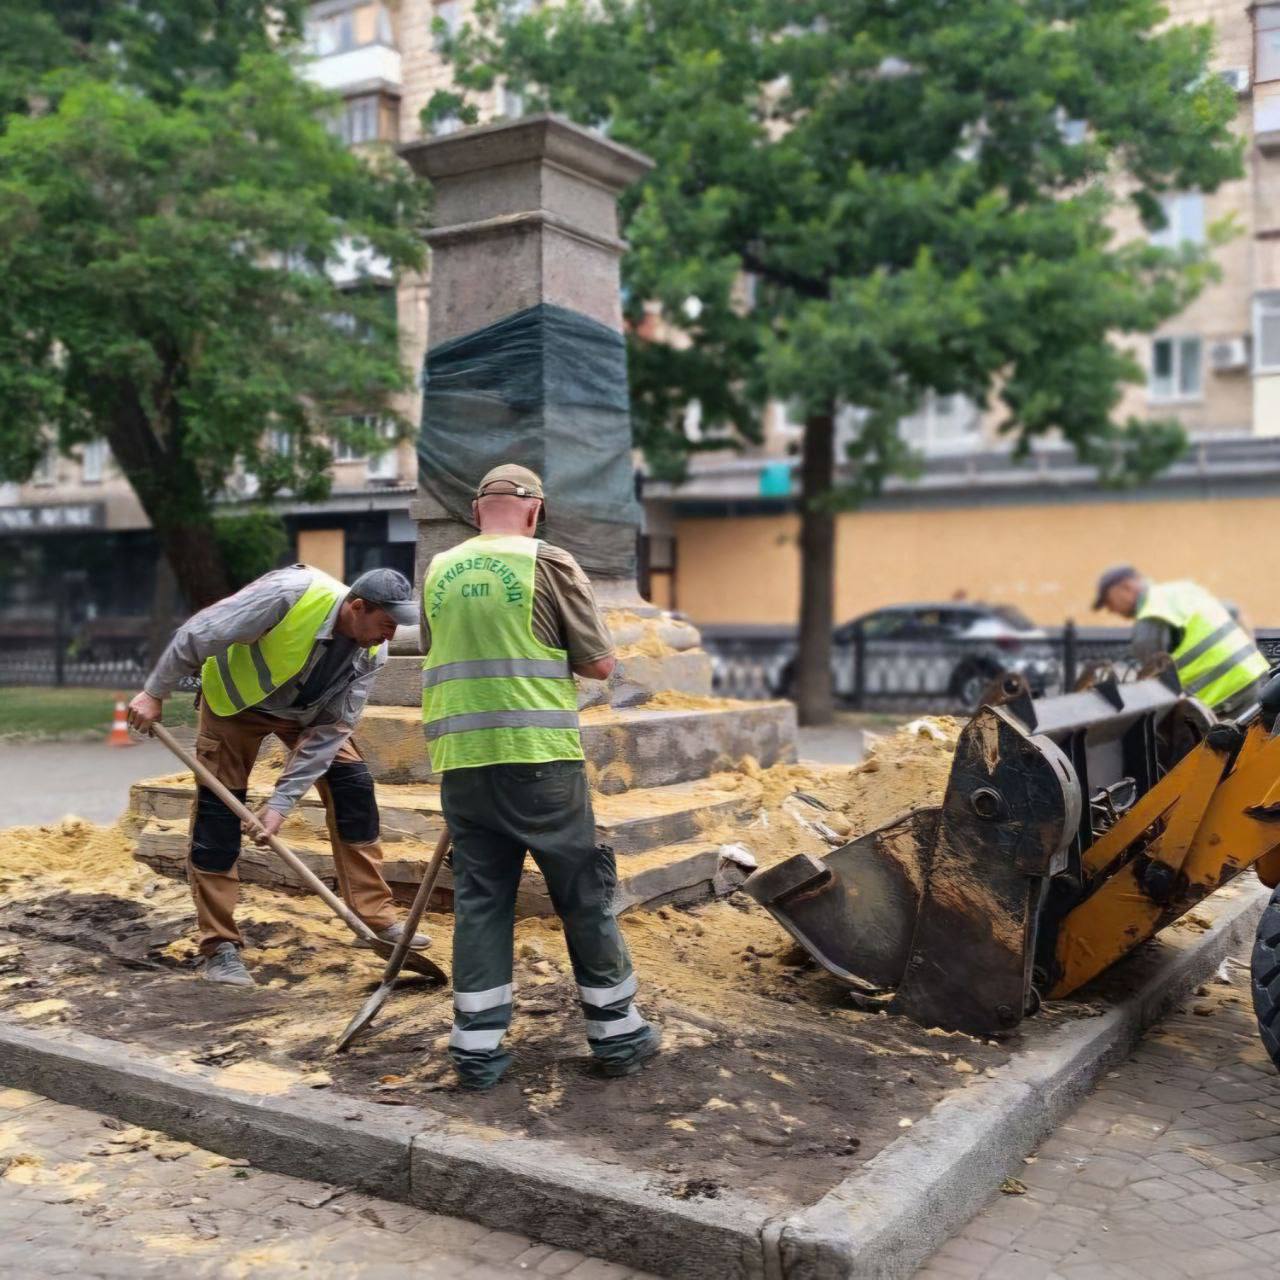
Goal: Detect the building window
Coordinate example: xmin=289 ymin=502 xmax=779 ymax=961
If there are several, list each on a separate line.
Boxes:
xmin=1258 ymin=5 xmax=1280 ymax=83
xmin=1255 ymin=293 xmax=1280 ymax=374
xmin=1150 ymin=336 xmax=1203 ymax=400
xmin=81 ymin=438 xmax=109 ymax=483
xmin=1150 ymin=193 xmax=1205 ymax=249
xmin=32 ymin=442 xmax=57 ymax=485
xmin=898 ymin=393 xmax=981 ymax=453
xmin=366 ymin=420 xmax=401 ymax=480
xmin=434 ymin=0 xmax=462 ymax=51
xmin=332 ymin=95 xmax=383 ymax=145
xmin=269 ymin=429 xmax=293 ymax=457
xmin=332 ymin=414 xmax=397 ymax=471
xmin=306 ymin=4 xmax=395 ymax=56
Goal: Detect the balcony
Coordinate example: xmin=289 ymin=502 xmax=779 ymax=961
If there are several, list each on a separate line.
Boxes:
xmin=305 ymin=42 xmax=401 ymax=95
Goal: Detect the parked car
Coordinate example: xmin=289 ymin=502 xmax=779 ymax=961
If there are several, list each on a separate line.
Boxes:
xmin=777 ymin=602 xmax=1060 ymax=710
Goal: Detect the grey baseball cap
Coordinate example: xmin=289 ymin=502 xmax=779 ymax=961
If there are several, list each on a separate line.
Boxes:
xmin=349 ymin=567 xmax=417 ymax=626
xmin=1092 ymin=564 xmax=1139 ymax=610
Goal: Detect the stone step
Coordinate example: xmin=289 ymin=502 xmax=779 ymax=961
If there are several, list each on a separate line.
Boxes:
xmin=126 ymin=771 xmax=761 ymax=858
xmin=132 ymin=818 xmax=752 ymax=918
xmin=353 ymin=698 xmax=797 ymax=791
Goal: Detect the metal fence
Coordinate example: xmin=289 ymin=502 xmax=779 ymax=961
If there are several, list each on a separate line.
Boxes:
xmin=703 ymin=624 xmax=1280 ymax=712
xmin=0 ymin=648 xmax=146 ymax=689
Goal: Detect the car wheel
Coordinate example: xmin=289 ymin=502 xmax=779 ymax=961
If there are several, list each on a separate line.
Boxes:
xmin=951 ymin=661 xmax=1000 ymax=713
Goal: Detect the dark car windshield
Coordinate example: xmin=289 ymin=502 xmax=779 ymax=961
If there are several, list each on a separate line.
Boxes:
xmin=989 ymin=605 xmax=1035 ymax=630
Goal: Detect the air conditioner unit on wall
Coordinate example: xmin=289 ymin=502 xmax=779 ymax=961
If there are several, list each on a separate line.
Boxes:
xmin=1210 ymin=337 xmax=1250 ymax=372
xmin=1221 ymin=66 xmax=1251 ymax=95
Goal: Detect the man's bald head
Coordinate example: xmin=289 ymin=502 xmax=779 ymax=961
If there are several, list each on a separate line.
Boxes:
xmin=473 ymin=491 xmax=541 ymax=536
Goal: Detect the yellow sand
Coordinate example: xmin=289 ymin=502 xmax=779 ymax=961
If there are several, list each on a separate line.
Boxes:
xmin=0 ymin=716 xmax=966 ymax=1050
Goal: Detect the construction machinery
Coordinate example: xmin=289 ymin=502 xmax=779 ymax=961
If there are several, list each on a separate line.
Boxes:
xmin=744 ymin=671 xmax=1280 ymax=1068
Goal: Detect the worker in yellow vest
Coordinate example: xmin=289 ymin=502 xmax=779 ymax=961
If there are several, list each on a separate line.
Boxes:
xmin=127 ymin=566 xmax=426 ymax=987
xmin=1093 ymin=566 xmax=1270 ymax=717
xmin=421 ymin=464 xmax=659 ymax=1090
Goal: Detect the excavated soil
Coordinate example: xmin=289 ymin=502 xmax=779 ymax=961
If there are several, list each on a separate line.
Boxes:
xmin=0 ymin=719 xmax=1035 ymax=1211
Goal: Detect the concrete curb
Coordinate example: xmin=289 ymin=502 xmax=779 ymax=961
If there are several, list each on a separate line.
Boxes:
xmin=0 ymin=882 xmax=1266 ymax=1279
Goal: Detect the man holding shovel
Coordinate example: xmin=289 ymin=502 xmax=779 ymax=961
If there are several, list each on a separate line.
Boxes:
xmin=421 ymin=464 xmax=660 ymax=1089
xmin=128 ymin=565 xmax=427 ymax=987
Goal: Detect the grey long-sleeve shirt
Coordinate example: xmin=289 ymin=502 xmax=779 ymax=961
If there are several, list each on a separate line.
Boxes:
xmin=145 ymin=565 xmax=386 ymax=815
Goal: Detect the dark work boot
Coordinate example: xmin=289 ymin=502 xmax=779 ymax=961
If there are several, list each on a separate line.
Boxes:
xmin=599 ymin=1026 xmax=662 ymax=1079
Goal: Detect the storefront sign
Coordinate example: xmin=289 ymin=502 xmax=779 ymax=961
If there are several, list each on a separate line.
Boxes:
xmin=0 ymin=503 xmax=105 ymax=533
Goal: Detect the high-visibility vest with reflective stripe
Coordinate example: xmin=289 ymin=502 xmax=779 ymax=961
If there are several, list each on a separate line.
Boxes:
xmin=421 ymin=534 xmax=581 ymax=772
xmin=200 ymin=568 xmax=354 ymax=717
xmin=1137 ymin=580 xmax=1269 ymax=709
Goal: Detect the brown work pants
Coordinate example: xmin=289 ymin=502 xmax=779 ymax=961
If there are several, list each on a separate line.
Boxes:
xmin=187 ymin=701 xmax=397 ymax=955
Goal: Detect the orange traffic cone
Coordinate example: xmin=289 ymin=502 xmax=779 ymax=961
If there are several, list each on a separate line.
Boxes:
xmin=107 ymin=699 xmax=136 ymax=748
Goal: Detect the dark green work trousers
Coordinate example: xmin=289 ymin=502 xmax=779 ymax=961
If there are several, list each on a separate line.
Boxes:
xmin=440 ymin=759 xmax=652 ymax=1087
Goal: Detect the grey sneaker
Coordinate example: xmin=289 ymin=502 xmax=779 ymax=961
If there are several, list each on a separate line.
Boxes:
xmin=202 ymin=942 xmax=255 ymax=987
xmin=362 ymin=922 xmax=430 ymax=951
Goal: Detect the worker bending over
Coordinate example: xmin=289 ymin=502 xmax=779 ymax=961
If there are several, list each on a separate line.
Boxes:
xmin=128 ymin=565 xmax=426 ymax=986
xmin=421 ymin=464 xmax=659 ymax=1090
xmin=1094 ymin=565 xmax=1269 ymax=717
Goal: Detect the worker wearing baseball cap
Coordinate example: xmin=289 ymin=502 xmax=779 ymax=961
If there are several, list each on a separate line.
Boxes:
xmin=420 ymin=463 xmax=659 ymax=1089
xmin=128 ymin=564 xmax=428 ymax=986
xmin=1093 ymin=565 xmax=1268 ymax=716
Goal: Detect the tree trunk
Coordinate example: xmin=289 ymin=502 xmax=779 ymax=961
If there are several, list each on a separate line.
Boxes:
xmin=795 ymin=406 xmax=836 ymax=726
xmin=99 ymin=381 xmax=232 ymax=612
xmin=146 ymin=553 xmax=178 ymax=670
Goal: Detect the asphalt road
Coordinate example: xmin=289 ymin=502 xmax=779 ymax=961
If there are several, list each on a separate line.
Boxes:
xmin=0 ymin=738 xmax=181 ymax=827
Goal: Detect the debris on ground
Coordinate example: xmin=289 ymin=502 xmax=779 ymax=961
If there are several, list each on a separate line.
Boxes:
xmin=0 ymin=716 xmax=1011 ymax=1213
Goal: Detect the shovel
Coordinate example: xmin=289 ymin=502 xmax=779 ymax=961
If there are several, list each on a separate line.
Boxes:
xmin=335 ymin=825 xmax=452 ymax=1053
xmin=148 ymin=722 xmax=446 ymax=983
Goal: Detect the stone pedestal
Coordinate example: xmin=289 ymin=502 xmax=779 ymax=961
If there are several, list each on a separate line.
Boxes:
xmin=401 ymin=115 xmax=649 ymax=585
xmin=385 ymin=114 xmax=715 ymax=708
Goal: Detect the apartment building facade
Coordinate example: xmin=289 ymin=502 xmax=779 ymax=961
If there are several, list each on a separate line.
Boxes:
xmin=6 ymin=0 xmax=1280 ymax=646
xmin=649 ymin=0 xmax=1280 ymax=628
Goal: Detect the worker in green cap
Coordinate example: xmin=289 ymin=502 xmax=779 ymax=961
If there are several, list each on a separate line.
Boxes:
xmin=420 ymin=463 xmax=660 ymax=1090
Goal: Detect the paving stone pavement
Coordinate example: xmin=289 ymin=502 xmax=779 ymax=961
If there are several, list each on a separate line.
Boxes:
xmin=0 ymin=1087 xmax=654 ymax=1280
xmin=917 ymin=954 xmax=1280 ymax=1279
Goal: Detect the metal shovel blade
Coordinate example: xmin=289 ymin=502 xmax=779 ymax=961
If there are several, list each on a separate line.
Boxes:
xmin=335 ymin=977 xmax=401 ymax=1052
xmin=334 ymin=828 xmax=452 ymax=1053
xmin=366 ymin=940 xmax=447 ymax=984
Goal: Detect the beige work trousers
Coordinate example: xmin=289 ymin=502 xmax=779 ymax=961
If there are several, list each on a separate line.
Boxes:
xmin=187 ymin=701 xmax=397 ymax=955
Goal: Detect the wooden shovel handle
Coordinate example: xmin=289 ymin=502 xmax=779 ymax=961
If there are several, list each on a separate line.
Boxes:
xmin=378 ymin=826 xmax=451 ymax=982
xmin=149 ymin=721 xmax=380 ymax=945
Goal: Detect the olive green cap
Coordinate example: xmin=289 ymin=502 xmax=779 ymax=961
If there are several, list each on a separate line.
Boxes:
xmin=476 ymin=463 xmax=544 ymax=501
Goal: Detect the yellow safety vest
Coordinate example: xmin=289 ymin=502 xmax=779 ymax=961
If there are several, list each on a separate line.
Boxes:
xmin=1138 ymin=580 xmax=1269 ymax=709
xmin=201 ymin=568 xmax=365 ymax=716
xmin=421 ymin=534 xmax=581 ymax=772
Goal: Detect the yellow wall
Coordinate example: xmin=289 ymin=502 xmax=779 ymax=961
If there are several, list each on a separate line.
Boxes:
xmin=297 ymin=529 xmax=346 ymax=583
xmin=674 ymin=496 xmax=1280 ymax=627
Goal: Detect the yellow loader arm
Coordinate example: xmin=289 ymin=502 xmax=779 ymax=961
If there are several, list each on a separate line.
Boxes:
xmin=746 ymin=672 xmax=1280 ymax=1064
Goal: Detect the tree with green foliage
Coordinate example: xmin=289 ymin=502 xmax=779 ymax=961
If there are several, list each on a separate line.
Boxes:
xmin=431 ymin=0 xmax=1241 ymax=723
xmin=0 ymin=2 xmax=425 ymax=608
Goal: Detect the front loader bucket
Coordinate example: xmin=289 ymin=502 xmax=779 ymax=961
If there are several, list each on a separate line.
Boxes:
xmin=741 ymin=809 xmax=937 ymax=998
xmin=745 ymin=706 xmax=1080 ymax=1037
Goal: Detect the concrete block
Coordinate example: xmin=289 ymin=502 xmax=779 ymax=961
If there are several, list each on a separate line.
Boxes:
xmin=128 ymin=773 xmax=759 ymax=859
xmin=133 ymin=818 xmax=745 ymax=919
xmin=352 ymin=700 xmax=797 ymax=790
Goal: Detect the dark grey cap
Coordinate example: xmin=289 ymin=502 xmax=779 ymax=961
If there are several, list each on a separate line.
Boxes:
xmin=349 ymin=567 xmax=417 ymax=627
xmin=1093 ymin=564 xmax=1139 ymax=610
